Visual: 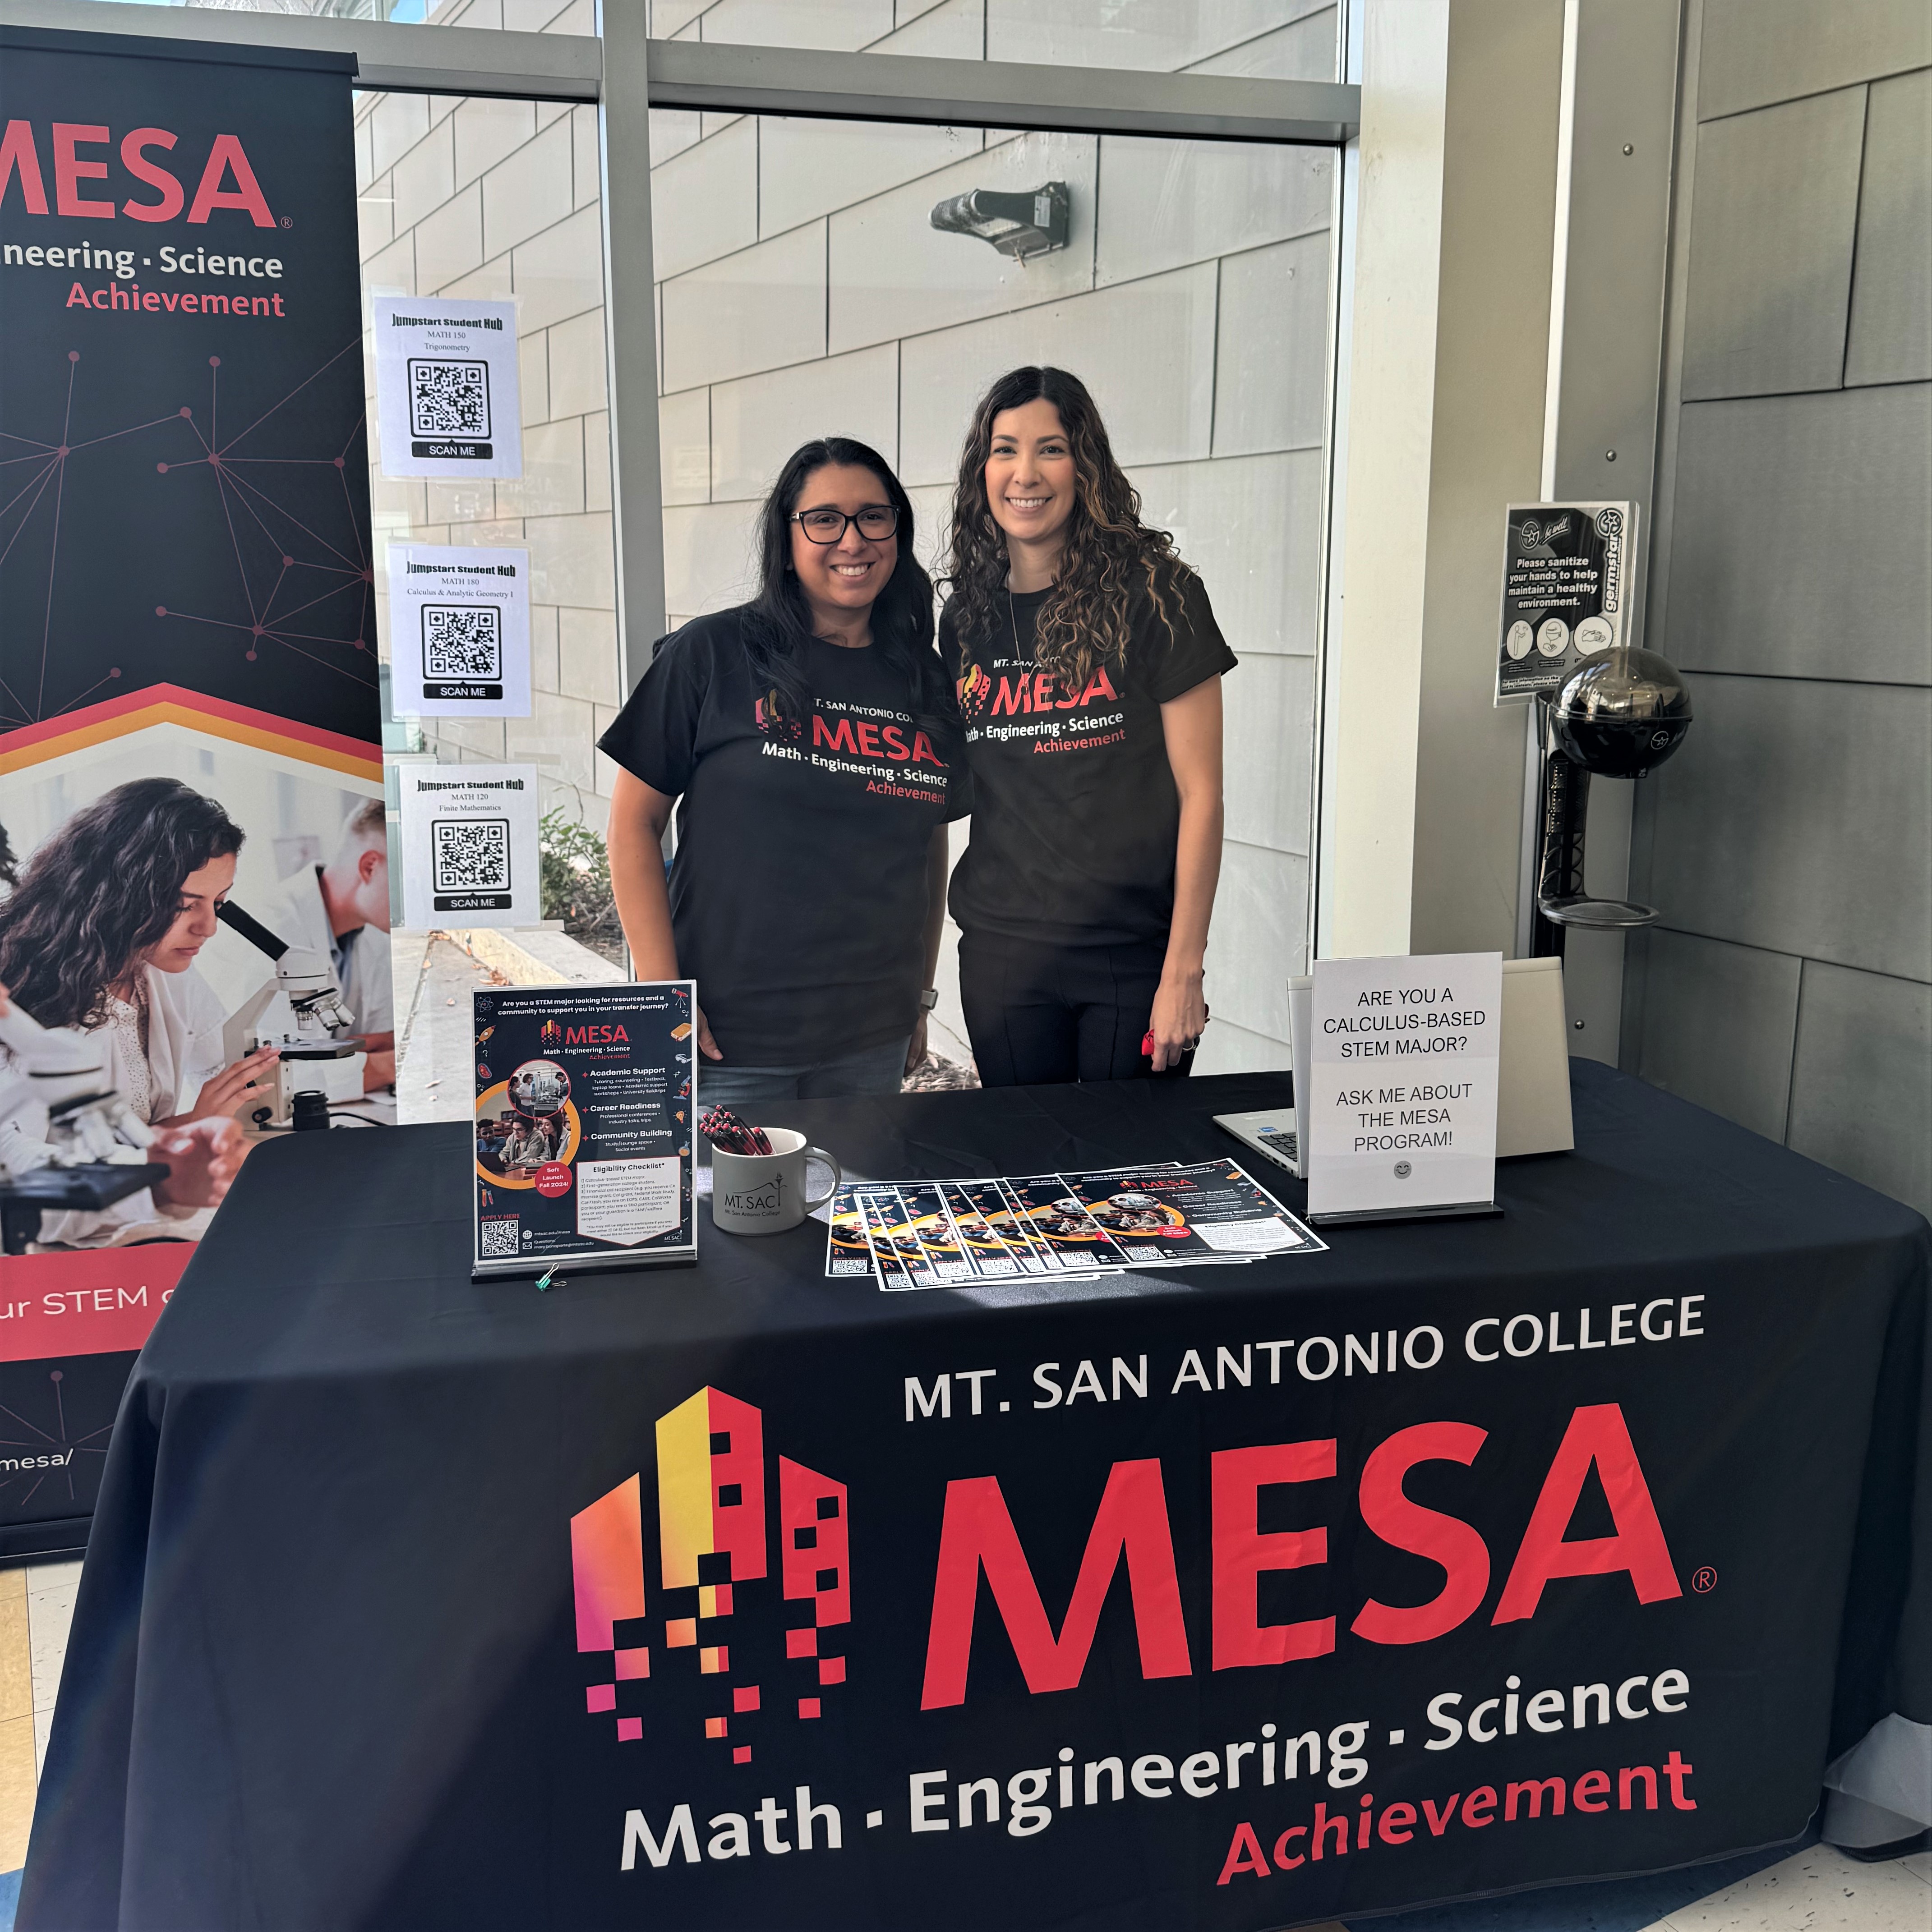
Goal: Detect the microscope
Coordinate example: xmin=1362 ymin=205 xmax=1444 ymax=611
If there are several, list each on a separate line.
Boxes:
xmin=0 ymin=998 xmax=170 ymax=1254
xmin=215 ymin=900 xmax=366 ymax=1130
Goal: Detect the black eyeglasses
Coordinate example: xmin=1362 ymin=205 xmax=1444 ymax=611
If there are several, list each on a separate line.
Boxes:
xmin=791 ymin=506 xmax=899 ymax=544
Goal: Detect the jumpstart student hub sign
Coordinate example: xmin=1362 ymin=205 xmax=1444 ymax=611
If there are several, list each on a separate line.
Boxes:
xmin=544 ymin=1274 xmax=1828 ymax=1929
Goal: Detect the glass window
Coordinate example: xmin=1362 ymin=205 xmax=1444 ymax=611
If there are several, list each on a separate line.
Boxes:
xmin=653 ymin=110 xmax=1333 ymax=1076
xmin=357 ymin=81 xmax=623 ymax=1118
xmin=647 ymin=0 xmax=1341 ymax=81
xmin=142 ymin=1 xmax=593 ymax=28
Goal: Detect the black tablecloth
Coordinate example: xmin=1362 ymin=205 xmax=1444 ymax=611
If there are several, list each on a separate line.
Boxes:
xmin=20 ymin=1065 xmax=1931 ymax=1931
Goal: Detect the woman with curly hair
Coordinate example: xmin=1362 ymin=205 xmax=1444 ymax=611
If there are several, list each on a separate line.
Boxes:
xmin=0 ymin=777 xmax=275 ymax=1240
xmin=944 ymin=366 xmax=1235 ymax=1086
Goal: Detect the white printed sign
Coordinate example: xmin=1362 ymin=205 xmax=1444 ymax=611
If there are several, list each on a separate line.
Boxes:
xmin=397 ymin=763 xmax=541 ymax=930
xmin=386 ymin=544 xmax=532 ymax=718
xmin=372 ymin=295 xmax=522 ymax=479
xmin=576 ymin=1158 xmax=683 ymax=1247
xmin=1305 ymin=952 xmax=1503 ymax=1222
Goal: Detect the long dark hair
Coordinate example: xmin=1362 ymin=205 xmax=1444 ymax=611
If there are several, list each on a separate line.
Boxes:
xmin=946 ymin=366 xmax=1193 ymax=693
xmin=0 ymin=778 xmax=244 ymax=1030
xmin=742 ymin=437 xmax=955 ymax=729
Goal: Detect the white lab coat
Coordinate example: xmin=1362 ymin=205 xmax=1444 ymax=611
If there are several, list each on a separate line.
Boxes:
xmin=28 ymin=963 xmax=229 ymax=1248
xmin=253 ymin=866 xmax=394 ymax=1038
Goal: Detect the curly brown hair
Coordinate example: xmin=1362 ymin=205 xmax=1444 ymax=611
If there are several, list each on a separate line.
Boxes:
xmin=0 ymin=778 xmax=242 ymax=1031
xmin=945 ymin=366 xmax=1192 ymax=694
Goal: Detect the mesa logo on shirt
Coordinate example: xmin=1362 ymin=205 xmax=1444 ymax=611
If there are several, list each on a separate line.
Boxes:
xmin=960 ymin=653 xmax=1128 ymax=757
xmin=757 ymin=692 xmax=952 ymax=804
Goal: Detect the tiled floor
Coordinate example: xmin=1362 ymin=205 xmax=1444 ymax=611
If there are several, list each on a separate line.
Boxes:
xmin=0 ymin=1555 xmax=80 ymax=1921
xmin=0 ymin=1574 xmax=1923 ymax=1932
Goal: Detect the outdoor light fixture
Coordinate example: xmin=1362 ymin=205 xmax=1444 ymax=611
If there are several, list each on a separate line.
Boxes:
xmin=929 ymin=181 xmax=1070 ymax=262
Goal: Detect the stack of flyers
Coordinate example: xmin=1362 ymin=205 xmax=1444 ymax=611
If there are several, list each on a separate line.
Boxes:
xmin=1061 ymin=1160 xmax=1326 ymax=1262
xmin=825 ymin=1161 xmax=1323 ymax=1292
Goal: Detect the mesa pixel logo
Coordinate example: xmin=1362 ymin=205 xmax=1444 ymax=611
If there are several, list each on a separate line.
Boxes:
xmin=539 ymin=1018 xmax=564 ymax=1053
xmin=571 ymin=1388 xmax=848 ymax=1766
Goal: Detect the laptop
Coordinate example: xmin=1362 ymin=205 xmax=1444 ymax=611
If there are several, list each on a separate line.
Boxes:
xmin=1212 ymin=1111 xmax=1300 ymax=1178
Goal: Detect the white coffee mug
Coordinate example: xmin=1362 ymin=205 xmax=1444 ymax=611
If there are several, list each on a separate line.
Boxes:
xmin=710 ymin=1129 xmax=841 ymax=1237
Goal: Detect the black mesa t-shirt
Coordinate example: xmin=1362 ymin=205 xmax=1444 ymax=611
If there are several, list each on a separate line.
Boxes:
xmin=597 ymin=607 xmax=969 ymax=1064
xmin=945 ymin=572 xmax=1235 ymax=947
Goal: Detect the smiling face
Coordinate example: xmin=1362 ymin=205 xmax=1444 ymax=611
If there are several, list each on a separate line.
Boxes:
xmin=985 ymin=397 xmax=1077 ymax=560
xmin=788 ymin=463 xmax=899 ymax=638
xmin=142 ymin=850 xmax=236 ymax=975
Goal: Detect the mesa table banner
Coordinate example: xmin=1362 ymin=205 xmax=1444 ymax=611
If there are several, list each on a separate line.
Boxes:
xmin=0 ymin=26 xmax=378 ymax=1557
xmin=20 ymin=1068 xmax=1930 ymax=1931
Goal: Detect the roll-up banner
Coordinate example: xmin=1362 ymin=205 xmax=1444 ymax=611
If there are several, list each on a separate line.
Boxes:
xmin=0 ymin=26 xmax=379 ymax=1555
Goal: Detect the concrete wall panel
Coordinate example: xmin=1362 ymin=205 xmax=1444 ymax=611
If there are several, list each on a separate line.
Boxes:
xmin=1698 ymin=0 xmax=1929 ymax=120
xmin=1131 ymin=449 xmax=1323 ymax=658
xmin=1845 ymin=68 xmax=1932 ymax=388
xmin=1681 ymin=88 xmax=1866 ymax=401
xmin=659 ymin=388 xmax=711 ymax=506
xmin=760 ymin=117 xmax=981 ymax=241
xmin=662 ymin=499 xmax=762 ymax=616
xmin=1187 ymin=10 xmax=1337 ymax=81
xmin=874 ymin=0 xmax=983 ymax=58
xmin=700 ymin=0 xmax=893 ymax=49
xmin=1787 ymin=959 xmax=1932 ymax=1216
xmin=1094 ymin=138 xmax=1332 ymax=288
xmin=661 ymin=221 xmax=829 ymax=391
xmin=987 ymin=0 xmax=1305 ymax=72
xmin=1643 ymin=673 xmax=1931 ymax=982
xmin=1222 ymin=649 xmax=1315 ymax=856
xmin=1203 ymin=841 xmax=1310 ymax=1038
xmin=649 ymin=118 xmax=759 ymax=282
xmin=1666 ymin=386 xmax=1932 ymax=685
xmin=454 ymin=98 xmax=537 ymax=192
xmin=896 ymin=265 xmax=1217 ymax=485
xmin=510 ymin=203 xmax=606 ymax=331
xmin=1631 ymin=928 xmax=1801 ymax=1142
xmin=709 ymin=344 xmax=900 ymax=501
xmin=1213 ymin=231 xmax=1330 ymax=456
xmin=483 ymin=118 xmax=576 ymax=262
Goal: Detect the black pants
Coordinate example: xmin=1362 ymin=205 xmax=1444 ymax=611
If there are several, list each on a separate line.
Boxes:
xmin=959 ymin=930 xmax=1191 ymax=1087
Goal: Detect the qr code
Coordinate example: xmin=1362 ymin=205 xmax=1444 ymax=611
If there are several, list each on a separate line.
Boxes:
xmin=479 ymin=1218 xmax=520 ymax=1257
xmin=433 ymin=818 xmax=511 ymax=893
xmin=423 ymin=605 xmax=502 ymax=680
xmin=407 ymin=358 xmax=491 ymax=439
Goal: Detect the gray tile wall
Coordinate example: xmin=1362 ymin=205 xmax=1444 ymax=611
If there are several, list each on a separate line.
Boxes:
xmin=1624 ymin=3 xmax=1932 ymax=1216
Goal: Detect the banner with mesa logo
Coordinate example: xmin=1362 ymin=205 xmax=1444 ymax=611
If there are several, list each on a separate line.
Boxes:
xmin=545 ymin=1278 xmax=1888 ymax=1927
xmin=0 ymin=26 xmax=378 ymax=1553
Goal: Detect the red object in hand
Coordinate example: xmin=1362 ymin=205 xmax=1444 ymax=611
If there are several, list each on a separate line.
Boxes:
xmin=699 ymin=1105 xmax=772 ymax=1157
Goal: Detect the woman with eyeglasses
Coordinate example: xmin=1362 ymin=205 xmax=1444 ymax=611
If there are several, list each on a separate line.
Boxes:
xmin=601 ymin=438 xmax=968 ymax=1107
xmin=944 ymin=366 xmax=1235 ymax=1087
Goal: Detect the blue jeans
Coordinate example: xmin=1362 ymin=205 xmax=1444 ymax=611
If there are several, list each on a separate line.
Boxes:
xmin=696 ymin=1036 xmax=911 ymax=1113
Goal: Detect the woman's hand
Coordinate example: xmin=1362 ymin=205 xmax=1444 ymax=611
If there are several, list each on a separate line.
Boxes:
xmin=149 ymin=1116 xmax=246 ymax=1211
xmin=1148 ymin=972 xmax=1207 ymax=1073
xmin=694 ymin=1004 xmax=723 ymax=1062
xmin=156 ymin=1044 xmax=281 ymax=1127
xmin=904 ymin=1012 xmax=929 ymax=1076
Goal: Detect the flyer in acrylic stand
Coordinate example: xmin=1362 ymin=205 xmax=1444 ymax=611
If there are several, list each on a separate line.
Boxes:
xmin=471 ymin=981 xmax=698 ymax=1278
xmin=1304 ymin=952 xmax=1503 ymax=1226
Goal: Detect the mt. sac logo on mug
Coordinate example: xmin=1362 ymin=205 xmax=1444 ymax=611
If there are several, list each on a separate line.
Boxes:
xmin=571 ymin=1388 xmax=849 ymax=1766
xmin=721 ymin=1176 xmax=783 ymax=1220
